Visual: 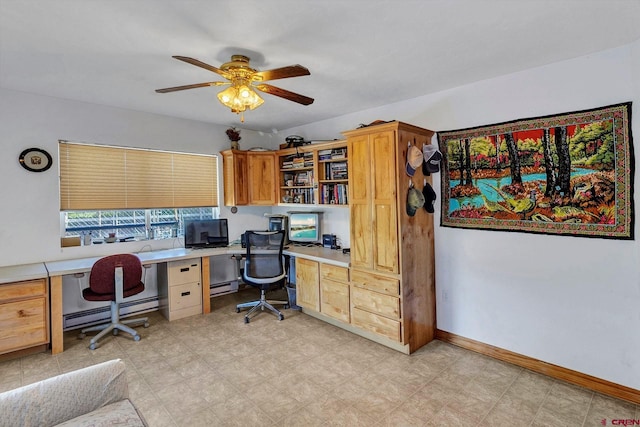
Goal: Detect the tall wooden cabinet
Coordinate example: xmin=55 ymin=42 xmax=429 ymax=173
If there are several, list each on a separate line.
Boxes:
xmin=221 ymin=150 xmax=277 ymax=206
xmin=343 ymin=121 xmax=436 ymax=354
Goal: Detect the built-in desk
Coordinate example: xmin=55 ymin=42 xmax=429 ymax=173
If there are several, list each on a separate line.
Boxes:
xmin=46 ymin=248 xmax=230 ymax=354
xmin=45 ymin=245 xmax=349 ymax=354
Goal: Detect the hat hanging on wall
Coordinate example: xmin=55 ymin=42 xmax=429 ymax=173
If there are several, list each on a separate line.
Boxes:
xmin=422 ymin=144 xmax=442 ymax=175
xmin=406 ymin=180 xmax=425 ymax=216
xmin=422 ymin=179 xmax=436 ymax=213
xmin=405 ymin=144 xmax=423 ymax=177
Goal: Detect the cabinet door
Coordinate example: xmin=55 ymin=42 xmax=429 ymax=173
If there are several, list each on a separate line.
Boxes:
xmin=248 ymin=152 xmax=277 ymax=205
xmin=370 ymin=130 xmax=399 ymax=274
xmin=295 ymin=257 xmax=319 ymax=311
xmin=348 ymin=134 xmax=373 ymax=270
xmin=321 ymin=279 xmax=350 ymax=323
xmin=222 ymin=150 xmax=248 ymax=206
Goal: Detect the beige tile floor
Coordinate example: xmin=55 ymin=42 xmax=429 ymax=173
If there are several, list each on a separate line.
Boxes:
xmin=0 ymin=287 xmax=638 ymax=426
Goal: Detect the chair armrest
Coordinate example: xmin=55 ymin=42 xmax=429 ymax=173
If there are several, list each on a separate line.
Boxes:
xmin=0 ymin=359 xmax=129 ymax=427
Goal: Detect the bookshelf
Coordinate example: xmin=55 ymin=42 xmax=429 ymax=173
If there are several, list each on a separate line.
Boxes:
xmin=277 ymin=140 xmax=348 ymax=207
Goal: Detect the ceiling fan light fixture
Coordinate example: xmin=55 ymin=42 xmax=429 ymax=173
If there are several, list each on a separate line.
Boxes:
xmin=157 ymin=54 xmax=313 ymax=123
xmin=217 ymin=84 xmax=264 ymax=113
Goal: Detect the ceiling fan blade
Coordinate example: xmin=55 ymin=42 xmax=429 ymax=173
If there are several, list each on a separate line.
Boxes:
xmin=253 ymin=65 xmax=310 ymax=81
xmin=254 ymin=84 xmax=314 ymax=105
xmin=172 ymin=56 xmax=231 ymax=79
xmin=155 ymin=81 xmax=227 ymax=93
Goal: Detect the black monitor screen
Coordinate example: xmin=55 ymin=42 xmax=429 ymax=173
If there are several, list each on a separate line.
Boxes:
xmin=184 ymin=219 xmax=229 ymax=248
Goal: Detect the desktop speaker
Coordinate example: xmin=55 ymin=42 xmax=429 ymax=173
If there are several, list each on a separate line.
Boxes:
xmin=322 ymin=234 xmax=336 ymax=248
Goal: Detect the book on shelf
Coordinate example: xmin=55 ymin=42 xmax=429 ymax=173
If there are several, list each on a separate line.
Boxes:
xmin=325 ymin=162 xmax=348 ymax=180
xmin=331 ymin=148 xmax=347 ymax=159
xmin=318 ymin=149 xmax=332 ymax=161
xmin=321 ymin=183 xmax=348 ymax=205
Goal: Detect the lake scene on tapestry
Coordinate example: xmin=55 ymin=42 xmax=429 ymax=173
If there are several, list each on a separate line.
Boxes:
xmin=437 ymin=102 xmax=634 ymax=239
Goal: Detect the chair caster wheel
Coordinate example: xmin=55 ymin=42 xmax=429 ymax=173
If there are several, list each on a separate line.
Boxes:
xmin=236 ymin=308 xmax=240 ymax=313
xmin=133 ymin=335 xmax=141 ymax=342
xmin=89 ymin=343 xmax=97 ymax=350
xmin=112 ymin=329 xmax=119 ymax=336
xmin=78 ymin=333 xmax=86 ymax=340
xmin=144 ymin=322 xmax=150 ymax=328
xmin=278 ymin=314 xmax=284 ymax=321
xmin=244 ymin=317 xmax=250 ymax=324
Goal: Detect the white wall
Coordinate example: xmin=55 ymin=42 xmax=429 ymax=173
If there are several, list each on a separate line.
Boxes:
xmin=0 ymin=88 xmax=272 ymax=266
xmin=283 ymin=42 xmax=640 ymax=390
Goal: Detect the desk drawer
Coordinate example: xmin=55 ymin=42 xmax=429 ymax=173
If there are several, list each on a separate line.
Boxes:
xmin=167 ymin=259 xmax=201 ymax=286
xmin=320 ymin=264 xmax=349 ymax=283
xmin=0 ymin=298 xmax=48 ymax=352
xmin=351 ymin=307 xmax=401 ymax=342
xmin=351 ymin=286 xmax=400 ymax=320
xmin=351 ymin=270 xmax=399 ymax=296
xmin=169 ymin=282 xmax=202 ymax=311
xmin=0 ymin=279 xmax=46 ymax=302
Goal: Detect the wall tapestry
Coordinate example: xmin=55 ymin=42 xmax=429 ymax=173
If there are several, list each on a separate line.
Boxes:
xmin=437 ymin=102 xmax=634 ymax=239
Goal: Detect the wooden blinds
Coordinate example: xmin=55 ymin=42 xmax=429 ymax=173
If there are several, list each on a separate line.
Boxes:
xmin=59 ymin=141 xmax=218 ymax=210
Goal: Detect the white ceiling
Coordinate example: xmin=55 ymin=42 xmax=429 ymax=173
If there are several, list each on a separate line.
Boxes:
xmin=1 ymin=0 xmax=639 ymax=133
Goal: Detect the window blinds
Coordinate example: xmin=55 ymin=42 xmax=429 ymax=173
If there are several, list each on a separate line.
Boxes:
xmin=59 ymin=141 xmax=218 ymax=210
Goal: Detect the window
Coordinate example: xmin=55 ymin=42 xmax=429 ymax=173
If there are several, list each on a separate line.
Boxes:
xmin=59 ymin=141 xmax=221 ymax=243
xmin=63 ymin=207 xmax=218 ymax=240
xmin=59 ymin=141 xmax=218 ymax=210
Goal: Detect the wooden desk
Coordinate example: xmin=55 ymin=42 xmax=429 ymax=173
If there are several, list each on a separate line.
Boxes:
xmin=44 ymin=245 xmax=349 ymax=354
xmin=45 ymin=248 xmax=230 ymax=354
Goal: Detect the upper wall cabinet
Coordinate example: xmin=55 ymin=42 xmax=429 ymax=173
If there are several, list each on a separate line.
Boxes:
xmin=277 ymin=140 xmax=349 ymax=207
xmin=222 ymin=150 xmax=248 ymax=206
xmin=221 ymin=150 xmax=277 ymax=206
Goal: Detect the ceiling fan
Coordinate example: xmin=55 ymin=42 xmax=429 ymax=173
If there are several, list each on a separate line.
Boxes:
xmin=156 ymin=55 xmax=314 ymax=121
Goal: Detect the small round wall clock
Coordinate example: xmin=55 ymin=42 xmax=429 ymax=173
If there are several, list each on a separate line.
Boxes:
xmin=19 ymin=148 xmax=52 ymax=172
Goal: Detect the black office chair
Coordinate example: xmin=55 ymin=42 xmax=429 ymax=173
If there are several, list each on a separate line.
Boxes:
xmin=236 ymin=230 xmax=289 ymax=323
xmin=78 ymin=254 xmax=149 ymax=349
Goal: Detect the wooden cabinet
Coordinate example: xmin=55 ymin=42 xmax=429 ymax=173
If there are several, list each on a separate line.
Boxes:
xmin=295 ymin=257 xmax=320 ymax=311
xmin=221 ymin=150 xmax=276 ymax=206
xmin=222 ymin=150 xmax=248 ymax=206
xmin=343 ymin=121 xmax=436 ymax=353
xmin=277 ymin=141 xmax=349 ymax=207
xmin=320 ymin=264 xmax=350 ymax=323
xmin=348 ymin=129 xmax=399 ymax=273
xmin=157 ymin=259 xmax=202 ymax=321
xmin=0 ymin=279 xmax=49 ymax=355
xmin=247 ymin=151 xmax=277 ymax=205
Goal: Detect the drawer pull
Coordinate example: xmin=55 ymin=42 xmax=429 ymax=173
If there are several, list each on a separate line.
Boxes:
xmin=180 ymin=267 xmax=189 ymax=272
xmin=181 ymin=291 xmax=191 ymax=297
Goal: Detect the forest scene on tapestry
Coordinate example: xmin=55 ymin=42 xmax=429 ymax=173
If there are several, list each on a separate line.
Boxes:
xmin=437 ymin=102 xmax=634 ymax=239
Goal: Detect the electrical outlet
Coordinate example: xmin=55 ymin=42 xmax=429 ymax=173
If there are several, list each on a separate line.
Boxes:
xmin=442 ymin=290 xmax=449 ymax=302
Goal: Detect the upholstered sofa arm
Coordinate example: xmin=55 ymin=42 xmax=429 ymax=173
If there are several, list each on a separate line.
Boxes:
xmin=0 ymin=359 xmax=135 ymax=427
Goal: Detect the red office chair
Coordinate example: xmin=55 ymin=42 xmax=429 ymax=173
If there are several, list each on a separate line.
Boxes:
xmin=78 ymin=254 xmax=149 ymax=349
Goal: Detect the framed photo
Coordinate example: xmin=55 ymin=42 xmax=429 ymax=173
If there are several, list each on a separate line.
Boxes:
xmin=19 ymin=148 xmax=52 ymax=172
xmin=437 ymin=102 xmax=634 ymax=240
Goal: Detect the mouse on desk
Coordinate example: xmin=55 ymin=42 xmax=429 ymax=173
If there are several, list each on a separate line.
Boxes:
xmin=283 ymin=246 xmax=290 ymax=250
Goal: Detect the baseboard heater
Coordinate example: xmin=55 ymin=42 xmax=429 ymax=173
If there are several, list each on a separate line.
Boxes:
xmin=63 ymin=296 xmax=159 ymax=331
xmin=210 ymin=280 xmax=239 ymax=297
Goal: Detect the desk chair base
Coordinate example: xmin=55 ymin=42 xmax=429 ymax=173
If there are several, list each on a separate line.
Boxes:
xmin=236 ymin=289 xmax=289 ymax=323
xmin=78 ymin=301 xmax=149 ymax=350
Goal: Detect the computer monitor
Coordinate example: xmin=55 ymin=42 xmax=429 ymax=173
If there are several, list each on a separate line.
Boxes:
xmin=288 ymin=212 xmax=321 ymax=244
xmin=184 ymin=218 xmax=229 ymax=248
